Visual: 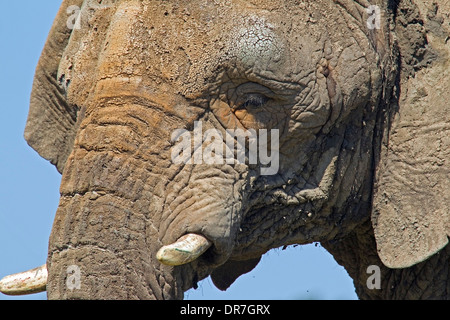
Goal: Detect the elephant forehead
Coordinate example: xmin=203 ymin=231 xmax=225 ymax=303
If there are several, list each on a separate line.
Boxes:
xmin=140 ymin=5 xmax=293 ymax=84
xmin=64 ymin=0 xmax=378 ymax=107
xmin=84 ymin=1 xmax=299 ymax=95
xmin=140 ymin=7 xmax=307 ymax=96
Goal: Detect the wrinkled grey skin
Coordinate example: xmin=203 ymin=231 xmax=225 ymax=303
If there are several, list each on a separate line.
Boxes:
xmin=21 ymin=0 xmax=449 ymax=299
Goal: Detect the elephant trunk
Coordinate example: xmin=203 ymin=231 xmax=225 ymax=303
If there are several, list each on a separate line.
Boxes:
xmin=47 ymin=193 xmax=179 ymax=299
xmin=45 ymin=95 xmax=245 ymax=299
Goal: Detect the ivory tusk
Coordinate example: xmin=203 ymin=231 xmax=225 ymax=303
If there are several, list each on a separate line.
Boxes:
xmin=0 ymin=264 xmax=47 ymax=295
xmin=157 ymin=233 xmax=212 ymax=266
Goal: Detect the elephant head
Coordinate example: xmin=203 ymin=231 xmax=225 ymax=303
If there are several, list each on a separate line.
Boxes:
xmin=1 ymin=0 xmax=448 ymax=299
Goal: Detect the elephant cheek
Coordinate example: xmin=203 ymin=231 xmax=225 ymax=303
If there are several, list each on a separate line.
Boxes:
xmin=160 ymin=165 xmax=245 ymax=267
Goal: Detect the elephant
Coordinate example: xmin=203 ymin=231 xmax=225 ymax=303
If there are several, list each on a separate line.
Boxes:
xmin=0 ymin=0 xmax=449 ymax=300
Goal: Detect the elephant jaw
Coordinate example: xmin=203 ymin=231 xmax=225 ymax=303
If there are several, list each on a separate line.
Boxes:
xmin=156 ymin=233 xmax=212 ymax=266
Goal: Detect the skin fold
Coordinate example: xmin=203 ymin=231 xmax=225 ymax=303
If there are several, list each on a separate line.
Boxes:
xmin=15 ymin=0 xmax=449 ymax=299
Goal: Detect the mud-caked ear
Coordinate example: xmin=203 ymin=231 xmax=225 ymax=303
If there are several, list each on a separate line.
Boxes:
xmin=24 ymin=0 xmax=84 ymax=173
xmin=372 ymin=0 xmax=449 ymax=268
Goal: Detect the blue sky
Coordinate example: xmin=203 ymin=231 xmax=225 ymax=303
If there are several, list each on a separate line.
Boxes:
xmin=0 ymin=1 xmax=357 ymax=300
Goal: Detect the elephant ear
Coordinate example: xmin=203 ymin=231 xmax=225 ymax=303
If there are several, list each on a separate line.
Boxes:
xmin=372 ymin=0 xmax=450 ymax=268
xmin=24 ymin=0 xmax=84 ymax=173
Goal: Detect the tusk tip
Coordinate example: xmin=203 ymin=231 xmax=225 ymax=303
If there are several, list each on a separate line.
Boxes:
xmin=0 ymin=264 xmax=47 ymax=296
xmin=157 ymin=233 xmax=212 ymax=266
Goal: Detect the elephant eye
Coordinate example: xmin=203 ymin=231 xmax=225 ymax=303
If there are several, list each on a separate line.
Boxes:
xmin=237 ymin=93 xmax=269 ymax=110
